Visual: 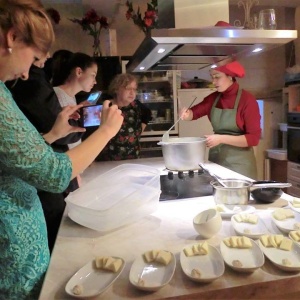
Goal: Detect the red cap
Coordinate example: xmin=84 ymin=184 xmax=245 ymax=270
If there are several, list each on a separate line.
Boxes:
xmin=214 ymin=61 xmax=245 ymax=78
xmin=215 ymin=21 xmax=233 ymax=27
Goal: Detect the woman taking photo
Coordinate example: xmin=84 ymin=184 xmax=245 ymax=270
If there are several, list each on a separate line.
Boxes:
xmin=0 ymin=1 xmax=123 ymax=298
xmin=180 ymin=61 xmax=261 ymax=179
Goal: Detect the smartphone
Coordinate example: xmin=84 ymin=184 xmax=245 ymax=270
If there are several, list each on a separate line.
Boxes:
xmin=86 ymin=91 xmax=102 ymax=105
xmin=79 ymin=104 xmax=102 ymax=127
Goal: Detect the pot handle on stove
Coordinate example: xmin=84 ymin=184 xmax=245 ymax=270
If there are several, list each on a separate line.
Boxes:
xmin=250 ymin=182 xmax=292 ymax=190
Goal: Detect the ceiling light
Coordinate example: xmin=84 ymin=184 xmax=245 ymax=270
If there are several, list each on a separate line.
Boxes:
xmin=157 ymin=48 xmax=166 ymax=54
xmin=139 ymin=66 xmax=145 ymax=70
xmin=252 ymin=48 xmax=263 ymax=53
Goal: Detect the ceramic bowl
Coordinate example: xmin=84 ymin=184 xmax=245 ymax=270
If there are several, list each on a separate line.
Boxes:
xmin=193 ymin=208 xmax=222 ymax=239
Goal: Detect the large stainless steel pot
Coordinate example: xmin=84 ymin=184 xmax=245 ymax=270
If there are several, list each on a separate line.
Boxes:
xmin=211 ymin=179 xmax=292 ymax=205
xmin=157 ymin=137 xmax=206 ymax=171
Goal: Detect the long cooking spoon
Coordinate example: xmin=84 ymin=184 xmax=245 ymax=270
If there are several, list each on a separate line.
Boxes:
xmin=161 ymin=96 xmax=197 ymax=142
xmin=199 ymin=163 xmax=228 ymax=187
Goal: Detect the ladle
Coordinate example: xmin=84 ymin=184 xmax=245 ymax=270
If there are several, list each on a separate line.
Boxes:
xmin=161 ymin=97 xmax=197 ymax=142
xmin=199 ymin=163 xmax=228 ymax=187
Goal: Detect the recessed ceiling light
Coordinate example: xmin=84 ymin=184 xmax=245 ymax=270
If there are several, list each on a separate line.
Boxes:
xmin=252 ymin=48 xmax=263 ymax=53
xmin=157 ymin=48 xmax=166 ymax=54
xmin=139 ymin=66 xmax=145 ymax=70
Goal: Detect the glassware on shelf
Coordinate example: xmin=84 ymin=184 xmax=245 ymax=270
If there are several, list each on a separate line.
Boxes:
xmin=258 ymin=9 xmax=276 ymax=30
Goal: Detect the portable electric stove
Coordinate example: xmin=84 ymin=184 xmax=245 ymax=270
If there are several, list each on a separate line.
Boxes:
xmin=159 ymin=169 xmax=214 ymax=201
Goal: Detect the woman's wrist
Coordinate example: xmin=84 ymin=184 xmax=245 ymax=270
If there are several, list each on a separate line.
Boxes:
xmin=41 ymin=131 xmax=57 ymax=145
xmin=96 ymin=124 xmax=116 ymax=141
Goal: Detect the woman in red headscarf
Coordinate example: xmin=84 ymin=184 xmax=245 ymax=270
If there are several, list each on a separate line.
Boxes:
xmin=180 ymin=60 xmax=261 ymax=179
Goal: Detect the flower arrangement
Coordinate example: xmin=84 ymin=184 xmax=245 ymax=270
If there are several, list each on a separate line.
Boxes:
xmin=46 ymin=8 xmax=61 ymax=25
xmin=69 ymin=9 xmax=109 ymax=56
xmin=125 ymin=0 xmax=158 ymax=36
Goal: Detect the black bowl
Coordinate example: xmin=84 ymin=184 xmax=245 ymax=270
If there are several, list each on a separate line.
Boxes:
xmin=250 ymin=180 xmax=283 ymax=203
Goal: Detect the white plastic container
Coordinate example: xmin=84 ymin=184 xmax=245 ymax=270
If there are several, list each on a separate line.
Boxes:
xmin=65 ymin=164 xmax=161 ymax=232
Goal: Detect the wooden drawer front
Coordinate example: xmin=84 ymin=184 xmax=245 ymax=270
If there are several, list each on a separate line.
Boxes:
xmin=287 ymin=180 xmax=300 ymax=197
xmin=288 ymin=162 xmax=300 ymax=178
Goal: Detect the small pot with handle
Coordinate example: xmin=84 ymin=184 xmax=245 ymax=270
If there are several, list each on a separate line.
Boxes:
xmin=211 ymin=179 xmax=292 ymax=205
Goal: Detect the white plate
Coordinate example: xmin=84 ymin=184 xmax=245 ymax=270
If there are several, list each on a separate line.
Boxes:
xmin=129 ymin=251 xmax=176 ymax=291
xmin=180 ymin=244 xmax=225 ymax=282
xmin=231 ymin=214 xmax=269 ymax=239
xmin=220 ymin=237 xmax=264 ymax=272
xmin=216 ymin=205 xmax=256 ymax=219
xmin=288 ymin=201 xmax=300 ymax=214
xmin=271 ymin=209 xmax=300 ymax=233
xmin=258 ymin=240 xmax=300 ymax=272
xmin=65 ymin=257 xmax=125 ymax=298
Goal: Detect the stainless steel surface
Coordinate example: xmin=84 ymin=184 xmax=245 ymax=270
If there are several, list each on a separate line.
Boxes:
xmin=211 ymin=179 xmax=253 ymax=205
xmin=199 ymin=163 xmax=227 ymax=187
xmin=162 ymin=96 xmax=197 ymax=142
xmin=126 ymin=28 xmax=297 ymax=72
xmin=158 ymin=137 xmax=206 ymax=171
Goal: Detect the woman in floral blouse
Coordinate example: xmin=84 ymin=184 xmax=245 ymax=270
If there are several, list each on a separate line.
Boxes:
xmin=96 ymin=73 xmax=151 ymax=161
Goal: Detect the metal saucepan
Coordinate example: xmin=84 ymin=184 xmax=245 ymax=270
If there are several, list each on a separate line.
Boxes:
xmin=158 ymin=137 xmax=206 ymax=171
xmin=211 ymin=179 xmax=292 ymax=205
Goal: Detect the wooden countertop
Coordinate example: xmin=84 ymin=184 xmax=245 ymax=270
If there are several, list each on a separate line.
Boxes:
xmin=39 ymin=158 xmax=300 ymax=300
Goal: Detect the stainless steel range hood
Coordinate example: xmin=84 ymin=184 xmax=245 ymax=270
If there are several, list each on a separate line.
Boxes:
xmin=126 ymin=27 xmax=297 ymax=72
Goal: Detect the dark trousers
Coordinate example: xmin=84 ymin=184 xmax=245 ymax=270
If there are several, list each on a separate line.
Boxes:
xmin=38 ymin=191 xmax=66 ymax=254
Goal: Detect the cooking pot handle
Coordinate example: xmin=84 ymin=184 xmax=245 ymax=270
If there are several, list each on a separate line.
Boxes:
xmin=250 ymin=183 xmax=292 ymax=190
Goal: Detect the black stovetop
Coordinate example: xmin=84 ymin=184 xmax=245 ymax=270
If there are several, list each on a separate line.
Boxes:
xmin=159 ymin=170 xmax=214 ymax=201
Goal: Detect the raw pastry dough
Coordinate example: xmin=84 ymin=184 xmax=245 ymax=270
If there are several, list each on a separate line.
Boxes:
xmin=282 ymin=258 xmax=292 ymax=266
xmin=184 ymin=242 xmax=209 ymax=257
xmin=273 ymin=208 xmax=294 ymax=220
xmin=223 ymin=236 xmax=252 ymax=249
xmin=143 ymin=250 xmax=173 ymax=265
xmin=94 ymin=256 xmax=123 ymax=273
xmin=234 ymin=213 xmax=258 ymax=224
xmin=232 ymin=260 xmax=243 ymax=268
xmin=259 ymin=234 xmax=292 ymax=251
xmin=191 ymin=268 xmax=201 ymax=278
xmin=72 ymin=284 xmax=83 ymax=295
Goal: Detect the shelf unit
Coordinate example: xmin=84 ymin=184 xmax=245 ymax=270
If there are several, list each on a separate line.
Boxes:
xmin=138 ymin=71 xmax=178 ymax=158
xmin=122 ymin=60 xmax=180 ymax=157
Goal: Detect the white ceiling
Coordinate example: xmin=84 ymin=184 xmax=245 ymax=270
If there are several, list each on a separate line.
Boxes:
xmin=229 ymin=0 xmax=300 ymax=8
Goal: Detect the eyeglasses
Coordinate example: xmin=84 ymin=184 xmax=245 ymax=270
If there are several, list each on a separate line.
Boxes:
xmin=124 ymin=86 xmax=137 ymax=92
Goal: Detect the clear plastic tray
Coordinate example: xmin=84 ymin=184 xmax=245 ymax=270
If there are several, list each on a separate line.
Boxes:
xmin=66 ymin=164 xmax=161 ymax=231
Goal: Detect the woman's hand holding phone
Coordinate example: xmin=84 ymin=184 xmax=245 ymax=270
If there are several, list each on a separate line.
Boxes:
xmin=97 ymin=100 xmax=123 ymax=139
xmin=43 ymin=105 xmax=86 ymax=144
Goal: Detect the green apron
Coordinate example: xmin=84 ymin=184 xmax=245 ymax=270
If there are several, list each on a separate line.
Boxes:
xmin=208 ymin=89 xmax=257 ymax=179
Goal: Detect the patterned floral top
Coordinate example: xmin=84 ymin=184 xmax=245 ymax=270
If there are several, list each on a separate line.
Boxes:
xmin=96 ymin=99 xmax=151 ymax=161
xmin=0 ymin=82 xmax=72 ymax=299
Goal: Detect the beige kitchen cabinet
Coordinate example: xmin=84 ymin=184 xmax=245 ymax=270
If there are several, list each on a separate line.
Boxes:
xmin=285 ymin=84 xmax=300 ymax=113
xmin=287 ymin=161 xmax=300 ymax=197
